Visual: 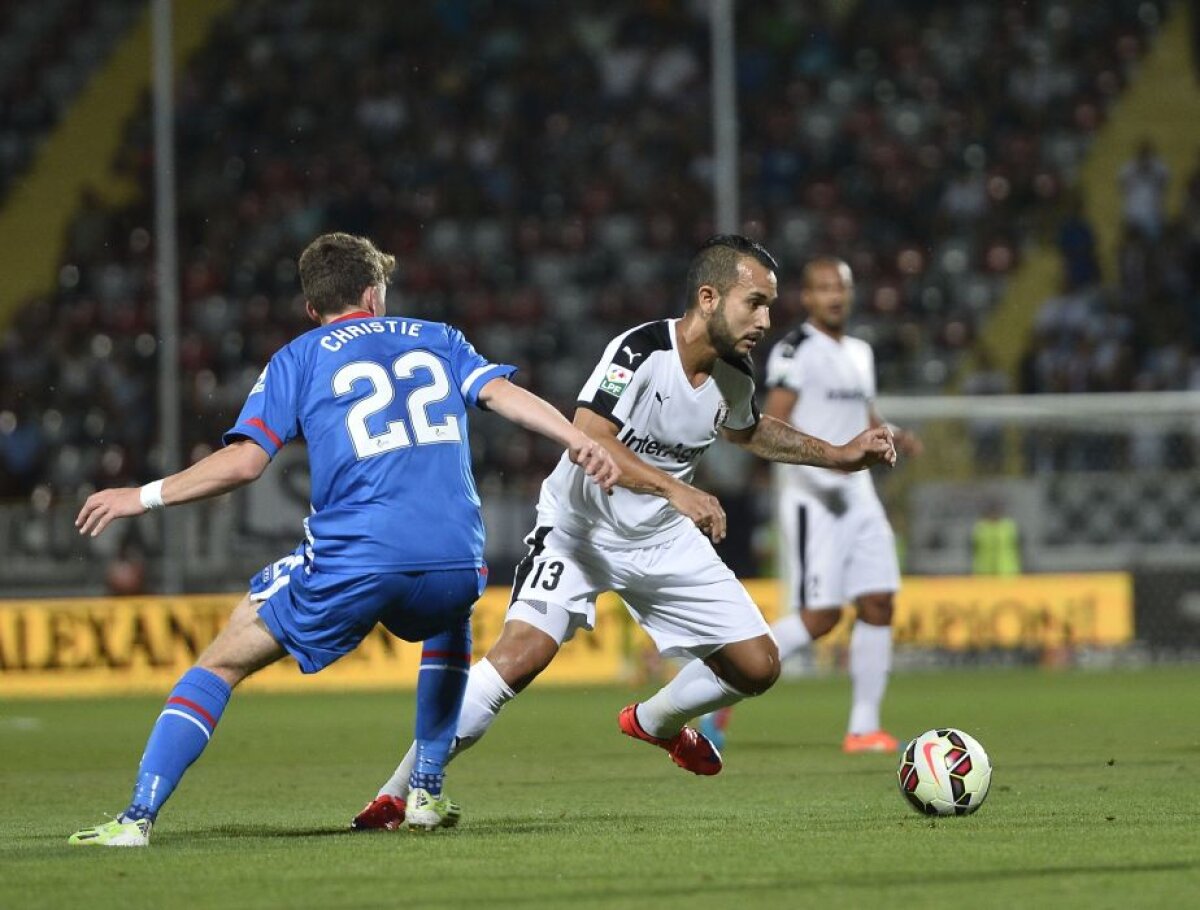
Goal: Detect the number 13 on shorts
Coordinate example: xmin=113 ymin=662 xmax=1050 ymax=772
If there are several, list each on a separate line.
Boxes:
xmin=527 ymin=559 xmax=564 ymax=591
xmin=510 ymin=527 xmax=596 ymax=610
xmin=514 ymin=554 xmax=586 ymax=604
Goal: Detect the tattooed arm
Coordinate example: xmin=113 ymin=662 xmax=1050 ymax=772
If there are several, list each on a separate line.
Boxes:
xmin=722 ymin=415 xmax=896 ymax=471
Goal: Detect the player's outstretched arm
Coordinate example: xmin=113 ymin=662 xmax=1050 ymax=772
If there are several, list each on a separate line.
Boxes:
xmin=723 ymin=416 xmax=896 ymax=471
xmin=477 ymin=378 xmax=619 ymax=493
xmin=572 ymin=408 xmax=728 ymax=543
xmin=75 ymin=440 xmax=271 ymax=537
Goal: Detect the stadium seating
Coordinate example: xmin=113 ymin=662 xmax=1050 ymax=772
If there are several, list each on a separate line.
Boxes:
xmin=0 ymin=0 xmax=1176 ymax=586
xmin=0 ymin=0 xmax=142 ymax=200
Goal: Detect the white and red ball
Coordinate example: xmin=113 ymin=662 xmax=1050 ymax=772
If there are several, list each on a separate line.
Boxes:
xmin=898 ymin=728 xmax=992 ymax=816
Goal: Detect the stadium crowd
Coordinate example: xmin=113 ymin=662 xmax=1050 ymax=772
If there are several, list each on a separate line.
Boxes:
xmin=1025 ymin=141 xmax=1200 ymax=395
xmin=0 ymin=0 xmax=142 ymax=200
xmin=0 ymin=0 xmax=1176 ymax=516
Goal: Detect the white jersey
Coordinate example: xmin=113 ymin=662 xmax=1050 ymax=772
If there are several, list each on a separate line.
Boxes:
xmin=765 ymin=323 xmax=877 ymax=497
xmin=767 ymin=323 xmax=899 ymax=608
xmin=536 ymin=318 xmax=758 ymax=548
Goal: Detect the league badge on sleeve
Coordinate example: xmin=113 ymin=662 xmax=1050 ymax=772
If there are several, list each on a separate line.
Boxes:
xmin=600 ymin=363 xmax=634 ymax=397
xmin=250 ymin=365 xmax=269 ymax=395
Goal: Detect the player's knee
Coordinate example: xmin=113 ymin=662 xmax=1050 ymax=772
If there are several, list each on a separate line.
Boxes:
xmin=195 ymin=638 xmax=250 ymax=687
xmin=193 ymin=659 xmax=246 ymax=689
xmin=195 ymin=608 xmax=280 ymax=688
xmin=725 ymin=639 xmax=781 ymax=696
xmin=856 ymin=593 xmax=894 ymax=626
xmin=485 ymin=619 xmax=559 ymax=693
xmin=747 ymin=647 xmax=782 ymax=694
xmin=800 ymin=607 xmax=841 ymax=639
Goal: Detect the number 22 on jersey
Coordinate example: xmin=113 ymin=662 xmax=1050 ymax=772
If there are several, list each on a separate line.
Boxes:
xmin=333 ymin=351 xmax=463 ymax=459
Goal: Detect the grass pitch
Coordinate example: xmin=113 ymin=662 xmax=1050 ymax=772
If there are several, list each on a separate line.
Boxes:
xmin=2 ymin=666 xmax=1198 ymax=909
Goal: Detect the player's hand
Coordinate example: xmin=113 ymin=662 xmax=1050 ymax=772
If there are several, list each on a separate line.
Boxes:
xmin=76 ymin=488 xmax=145 ymax=537
xmin=894 ymin=427 xmax=923 ymax=457
xmin=838 ymin=426 xmax=897 ymax=471
xmin=568 ymin=436 xmax=620 ymax=494
xmin=668 ymin=482 xmax=727 ymax=543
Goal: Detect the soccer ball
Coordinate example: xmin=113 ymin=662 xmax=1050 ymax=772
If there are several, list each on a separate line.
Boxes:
xmin=897 ymin=728 xmax=992 ymax=816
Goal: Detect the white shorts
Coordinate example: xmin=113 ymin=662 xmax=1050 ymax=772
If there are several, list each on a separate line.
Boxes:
xmin=507 ymin=522 xmax=770 ymax=660
xmin=777 ymin=485 xmax=900 ymax=611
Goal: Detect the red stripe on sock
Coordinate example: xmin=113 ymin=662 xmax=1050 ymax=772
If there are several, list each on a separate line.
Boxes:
xmin=168 ymin=696 xmax=216 ymax=729
xmin=420 ymin=650 xmax=471 ymax=662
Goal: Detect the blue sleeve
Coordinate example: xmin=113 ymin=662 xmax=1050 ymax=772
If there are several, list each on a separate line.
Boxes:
xmin=222 ymin=347 xmax=302 ymax=457
xmin=446 ymin=326 xmax=516 ymax=407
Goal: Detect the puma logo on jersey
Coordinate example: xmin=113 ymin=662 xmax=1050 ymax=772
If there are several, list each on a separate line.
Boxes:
xmin=621 ymin=345 xmax=643 ymax=364
xmin=654 ymin=391 xmax=670 ymax=405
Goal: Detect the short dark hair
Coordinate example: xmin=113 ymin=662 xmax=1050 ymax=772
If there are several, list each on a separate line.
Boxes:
xmin=801 ymin=256 xmax=852 ymax=288
xmin=298 ymin=232 xmax=396 ymax=316
xmin=684 ymin=234 xmax=779 ymax=309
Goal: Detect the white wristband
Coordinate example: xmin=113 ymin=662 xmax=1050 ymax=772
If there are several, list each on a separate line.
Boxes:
xmin=139 ymin=480 xmax=165 ymax=511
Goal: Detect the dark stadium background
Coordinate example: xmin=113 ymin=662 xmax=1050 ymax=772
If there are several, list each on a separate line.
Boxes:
xmin=1 ymin=0 xmax=1198 ymax=659
xmin=3 ymin=6 xmax=1200 ymax=908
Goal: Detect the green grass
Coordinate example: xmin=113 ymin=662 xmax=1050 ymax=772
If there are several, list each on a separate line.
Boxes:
xmin=2 ymin=667 xmax=1198 ymax=909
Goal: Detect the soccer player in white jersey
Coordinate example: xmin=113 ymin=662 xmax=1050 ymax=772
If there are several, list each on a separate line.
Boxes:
xmin=705 ymin=257 xmax=922 ymax=755
xmin=352 ymin=236 xmax=897 ymax=828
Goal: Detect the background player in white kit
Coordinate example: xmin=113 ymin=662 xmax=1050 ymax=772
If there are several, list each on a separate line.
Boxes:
xmin=353 ymin=237 xmax=897 ymax=827
xmin=705 ymin=257 xmax=922 ymax=755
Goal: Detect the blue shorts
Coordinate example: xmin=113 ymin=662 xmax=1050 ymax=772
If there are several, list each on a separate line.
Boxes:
xmin=249 ymin=547 xmax=485 ymax=674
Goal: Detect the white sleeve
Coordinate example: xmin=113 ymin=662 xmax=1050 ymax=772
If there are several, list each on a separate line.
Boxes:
xmin=766 ymin=340 xmax=806 ymax=392
xmin=724 ymin=373 xmax=760 ymax=431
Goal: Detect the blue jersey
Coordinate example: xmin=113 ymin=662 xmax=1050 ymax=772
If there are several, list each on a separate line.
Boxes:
xmin=224 ymin=312 xmax=515 ymax=574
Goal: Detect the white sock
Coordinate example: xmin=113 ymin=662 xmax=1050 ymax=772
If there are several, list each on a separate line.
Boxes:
xmin=635 ymin=658 xmax=748 ymax=739
xmin=379 ymin=743 xmax=419 ymax=798
xmin=377 ymin=658 xmax=516 ymax=797
xmin=847 ymin=621 xmax=893 ymax=735
xmin=771 ymin=612 xmax=813 ymax=660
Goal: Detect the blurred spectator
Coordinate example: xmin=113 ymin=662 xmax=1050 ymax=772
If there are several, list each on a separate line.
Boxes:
xmin=1057 ymin=195 xmax=1100 ymax=290
xmin=105 ymin=556 xmax=147 ymax=596
xmin=1119 ymin=138 xmax=1169 ymax=240
xmin=971 ymin=498 xmax=1022 ymax=576
xmin=939 ymin=167 xmax=989 ymax=226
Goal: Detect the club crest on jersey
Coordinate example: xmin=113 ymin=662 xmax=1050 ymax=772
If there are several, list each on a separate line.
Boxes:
xmin=600 ymin=363 xmax=633 ymax=397
xmin=250 ymin=365 xmax=269 ymax=395
xmin=714 ymin=399 xmax=730 ymax=430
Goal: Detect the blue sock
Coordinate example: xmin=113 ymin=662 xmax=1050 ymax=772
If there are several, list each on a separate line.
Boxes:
xmin=410 ymin=620 xmax=472 ymax=797
xmin=122 ymin=667 xmax=232 ymax=822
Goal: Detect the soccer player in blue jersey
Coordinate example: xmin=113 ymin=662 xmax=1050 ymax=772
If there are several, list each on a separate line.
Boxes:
xmin=68 ymin=232 xmax=618 ymax=846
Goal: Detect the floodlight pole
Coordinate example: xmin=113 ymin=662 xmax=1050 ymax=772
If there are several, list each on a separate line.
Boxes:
xmin=152 ymin=0 xmax=183 ymax=593
xmin=710 ymin=0 xmax=739 ymax=233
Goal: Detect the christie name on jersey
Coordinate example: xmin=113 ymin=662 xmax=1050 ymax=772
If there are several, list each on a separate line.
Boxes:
xmin=619 ymin=426 xmax=709 ymax=463
xmin=320 ymin=319 xmax=423 ymax=352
